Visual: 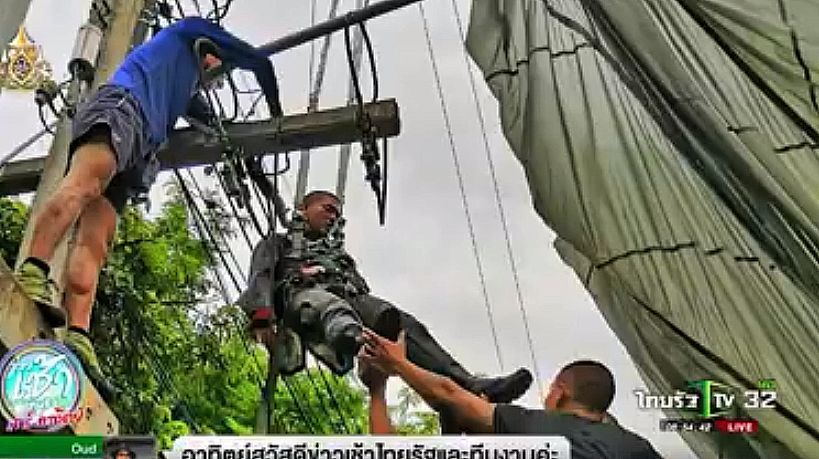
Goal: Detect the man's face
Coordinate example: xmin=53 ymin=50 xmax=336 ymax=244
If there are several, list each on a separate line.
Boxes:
xmin=300 ymin=195 xmax=341 ymax=232
xmin=114 ymin=451 xmax=131 ymax=459
xmin=201 ymin=53 xmax=225 ymax=89
xmin=202 ymin=53 xmax=222 ymax=72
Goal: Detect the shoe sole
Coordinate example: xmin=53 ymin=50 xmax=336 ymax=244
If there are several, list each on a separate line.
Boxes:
xmin=486 ymin=369 xmax=534 ymax=403
xmin=333 ymin=326 xmax=364 ymax=356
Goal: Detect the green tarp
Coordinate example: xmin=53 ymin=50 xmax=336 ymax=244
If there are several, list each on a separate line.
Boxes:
xmin=466 ymin=1 xmax=819 ymax=457
xmin=0 ymin=1 xmax=32 ymax=50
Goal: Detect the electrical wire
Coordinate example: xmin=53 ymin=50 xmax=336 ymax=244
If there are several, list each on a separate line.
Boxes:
xmin=343 ymin=20 xmax=387 ymax=224
xmin=448 ymin=0 xmax=541 ymax=384
xmin=186 ymin=168 xmax=249 ymax=281
xmin=304 ymin=368 xmax=347 ymax=434
xmin=37 ymin=106 xmax=56 ymax=135
xmin=316 ymin=363 xmax=355 ymax=433
xmin=418 ymin=2 xmax=504 ymax=371
xmin=0 ymin=122 xmax=57 ymax=169
xmin=105 ymin=234 xmax=201 ymax=436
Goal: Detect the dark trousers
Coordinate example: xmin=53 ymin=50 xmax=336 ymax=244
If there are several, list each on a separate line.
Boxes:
xmin=350 ymin=293 xmax=476 ymax=393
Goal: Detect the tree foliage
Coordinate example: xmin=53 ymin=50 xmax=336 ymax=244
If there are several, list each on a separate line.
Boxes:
xmin=0 ymin=192 xmax=440 ymax=446
xmin=391 ymin=386 xmax=440 ymax=435
xmin=0 ymin=197 xmax=27 ymax=267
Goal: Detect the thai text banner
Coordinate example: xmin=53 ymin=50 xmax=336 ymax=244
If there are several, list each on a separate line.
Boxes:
xmin=163 ymin=436 xmax=571 ymax=459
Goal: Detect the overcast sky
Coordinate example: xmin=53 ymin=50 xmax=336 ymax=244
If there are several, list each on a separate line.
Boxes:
xmin=0 ymin=0 xmax=692 ymax=456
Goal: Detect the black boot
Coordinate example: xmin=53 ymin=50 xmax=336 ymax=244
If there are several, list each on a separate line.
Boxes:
xmin=471 ymin=368 xmax=533 ymax=403
xmin=399 ymin=310 xmax=533 ymax=403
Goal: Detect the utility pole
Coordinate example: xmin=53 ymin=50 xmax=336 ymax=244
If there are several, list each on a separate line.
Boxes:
xmin=16 ymin=0 xmax=147 ymax=277
xmin=0 ymin=0 xmax=150 ymax=435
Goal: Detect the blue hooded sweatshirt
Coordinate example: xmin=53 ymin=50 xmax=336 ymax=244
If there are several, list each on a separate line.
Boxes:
xmin=109 ymin=16 xmax=281 ymax=146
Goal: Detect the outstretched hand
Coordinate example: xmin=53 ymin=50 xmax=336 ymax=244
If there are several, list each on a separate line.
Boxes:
xmin=358 ymin=328 xmax=407 ymax=375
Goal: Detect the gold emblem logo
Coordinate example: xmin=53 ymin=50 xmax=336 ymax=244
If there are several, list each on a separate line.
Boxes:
xmin=0 ymin=26 xmax=53 ymax=90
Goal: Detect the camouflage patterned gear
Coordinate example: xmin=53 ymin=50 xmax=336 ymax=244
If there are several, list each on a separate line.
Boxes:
xmin=282 ymin=214 xmax=369 ymax=297
xmin=237 ymin=213 xmax=370 ymax=375
xmin=286 ymin=287 xmax=363 ymax=374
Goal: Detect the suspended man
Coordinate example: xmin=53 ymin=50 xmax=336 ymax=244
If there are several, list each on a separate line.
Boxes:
xmin=14 ymin=16 xmax=283 ymax=399
xmin=239 ymin=190 xmax=534 ymax=404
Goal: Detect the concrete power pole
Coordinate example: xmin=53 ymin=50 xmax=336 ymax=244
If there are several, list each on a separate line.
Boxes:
xmin=0 ymin=0 xmax=148 ymax=435
xmin=16 ymin=0 xmax=147 ymax=282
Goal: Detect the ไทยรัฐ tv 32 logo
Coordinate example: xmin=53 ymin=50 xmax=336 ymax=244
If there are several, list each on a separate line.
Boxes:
xmin=634 ymin=379 xmax=777 ymax=417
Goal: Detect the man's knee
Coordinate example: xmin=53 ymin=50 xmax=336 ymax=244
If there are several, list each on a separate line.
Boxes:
xmin=65 ymin=131 xmax=118 ymax=196
xmin=397 ymin=309 xmax=424 ymax=333
xmin=291 ymin=288 xmax=351 ymax=324
xmin=66 ymin=249 xmax=99 ymax=296
xmin=54 ymin=181 xmax=103 ymax=211
xmin=353 ymin=294 xmax=402 ymax=325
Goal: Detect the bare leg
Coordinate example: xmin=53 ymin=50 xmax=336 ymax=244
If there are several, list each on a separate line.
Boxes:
xmin=28 ymin=141 xmax=116 ymax=262
xmin=62 ymin=194 xmax=119 ymax=400
xmin=16 ymin=135 xmax=117 ymax=328
xmin=64 ymin=195 xmax=117 ymax=330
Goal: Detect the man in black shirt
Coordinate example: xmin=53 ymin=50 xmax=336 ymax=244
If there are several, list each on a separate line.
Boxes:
xmin=360 ymin=329 xmax=663 ymax=459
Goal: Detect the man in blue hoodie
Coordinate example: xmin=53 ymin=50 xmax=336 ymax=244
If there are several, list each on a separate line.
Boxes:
xmin=13 ymin=16 xmax=282 ymax=398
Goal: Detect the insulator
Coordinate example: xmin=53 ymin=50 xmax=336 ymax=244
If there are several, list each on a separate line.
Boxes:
xmin=68 ymin=23 xmax=103 ymax=83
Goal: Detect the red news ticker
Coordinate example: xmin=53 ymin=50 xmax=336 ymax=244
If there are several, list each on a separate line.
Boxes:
xmin=714 ymin=419 xmax=759 ymax=434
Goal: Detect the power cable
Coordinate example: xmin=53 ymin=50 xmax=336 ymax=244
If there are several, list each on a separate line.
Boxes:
xmin=448 ymin=0 xmax=542 ymax=386
xmin=418 ymin=3 xmax=504 ymax=371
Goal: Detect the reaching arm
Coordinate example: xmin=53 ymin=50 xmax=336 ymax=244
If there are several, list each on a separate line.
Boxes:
xmin=360 ymin=330 xmax=496 ymax=433
xmin=172 ymin=17 xmax=283 ymax=117
xmin=369 ymin=386 xmax=393 ymax=434
xmin=358 ymin=359 xmax=393 ymax=434
xmin=392 ymin=358 xmax=495 ymax=433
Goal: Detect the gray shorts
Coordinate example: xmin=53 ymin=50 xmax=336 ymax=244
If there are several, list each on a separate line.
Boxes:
xmin=69 ymin=84 xmax=160 ymax=211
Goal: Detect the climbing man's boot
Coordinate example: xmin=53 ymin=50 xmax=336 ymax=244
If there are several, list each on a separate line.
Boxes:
xmin=14 ymin=258 xmax=66 ymax=328
xmin=64 ymin=328 xmax=118 ymax=402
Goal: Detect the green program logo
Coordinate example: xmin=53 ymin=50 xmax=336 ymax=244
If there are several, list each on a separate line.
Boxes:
xmin=0 ymin=339 xmax=85 ymax=432
xmin=686 ymin=379 xmax=777 ymax=419
xmin=635 ymin=379 xmax=777 ymax=419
